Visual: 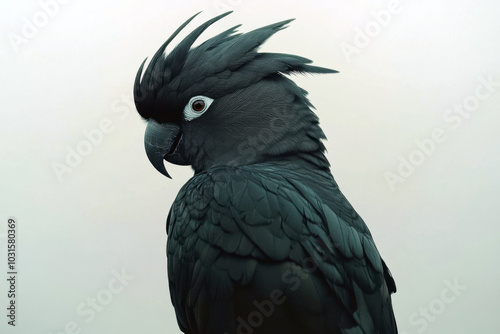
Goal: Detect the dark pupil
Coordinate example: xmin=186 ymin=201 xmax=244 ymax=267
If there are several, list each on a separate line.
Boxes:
xmin=192 ymin=100 xmax=205 ymax=112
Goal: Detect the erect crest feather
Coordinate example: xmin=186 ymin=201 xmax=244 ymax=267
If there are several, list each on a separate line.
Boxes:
xmin=134 ymin=12 xmax=337 ymax=122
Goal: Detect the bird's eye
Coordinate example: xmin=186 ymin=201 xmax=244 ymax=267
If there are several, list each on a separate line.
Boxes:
xmin=192 ymin=99 xmax=205 ymax=112
xmin=184 ymin=95 xmax=214 ymax=121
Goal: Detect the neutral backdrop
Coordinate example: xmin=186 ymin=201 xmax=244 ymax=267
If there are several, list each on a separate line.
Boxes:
xmin=1 ymin=0 xmax=499 ymax=333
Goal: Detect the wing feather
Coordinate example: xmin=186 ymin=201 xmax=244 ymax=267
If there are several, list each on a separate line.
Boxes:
xmin=167 ymin=164 xmax=397 ymax=333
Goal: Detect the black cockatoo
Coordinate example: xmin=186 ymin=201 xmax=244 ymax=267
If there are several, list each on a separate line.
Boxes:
xmin=134 ymin=11 xmax=397 ymax=334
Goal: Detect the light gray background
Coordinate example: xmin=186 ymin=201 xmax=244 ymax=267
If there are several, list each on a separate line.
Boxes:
xmin=1 ymin=0 xmax=499 ymax=333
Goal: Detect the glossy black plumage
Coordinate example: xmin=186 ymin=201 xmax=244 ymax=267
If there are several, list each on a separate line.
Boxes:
xmin=134 ymin=12 xmax=397 ymax=334
xmin=167 ymin=162 xmax=397 ymax=334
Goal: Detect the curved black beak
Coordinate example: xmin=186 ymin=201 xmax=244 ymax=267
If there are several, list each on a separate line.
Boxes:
xmin=144 ymin=120 xmax=181 ymax=178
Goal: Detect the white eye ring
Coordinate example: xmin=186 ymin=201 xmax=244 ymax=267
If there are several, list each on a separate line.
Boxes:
xmin=183 ymin=96 xmax=214 ymax=121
